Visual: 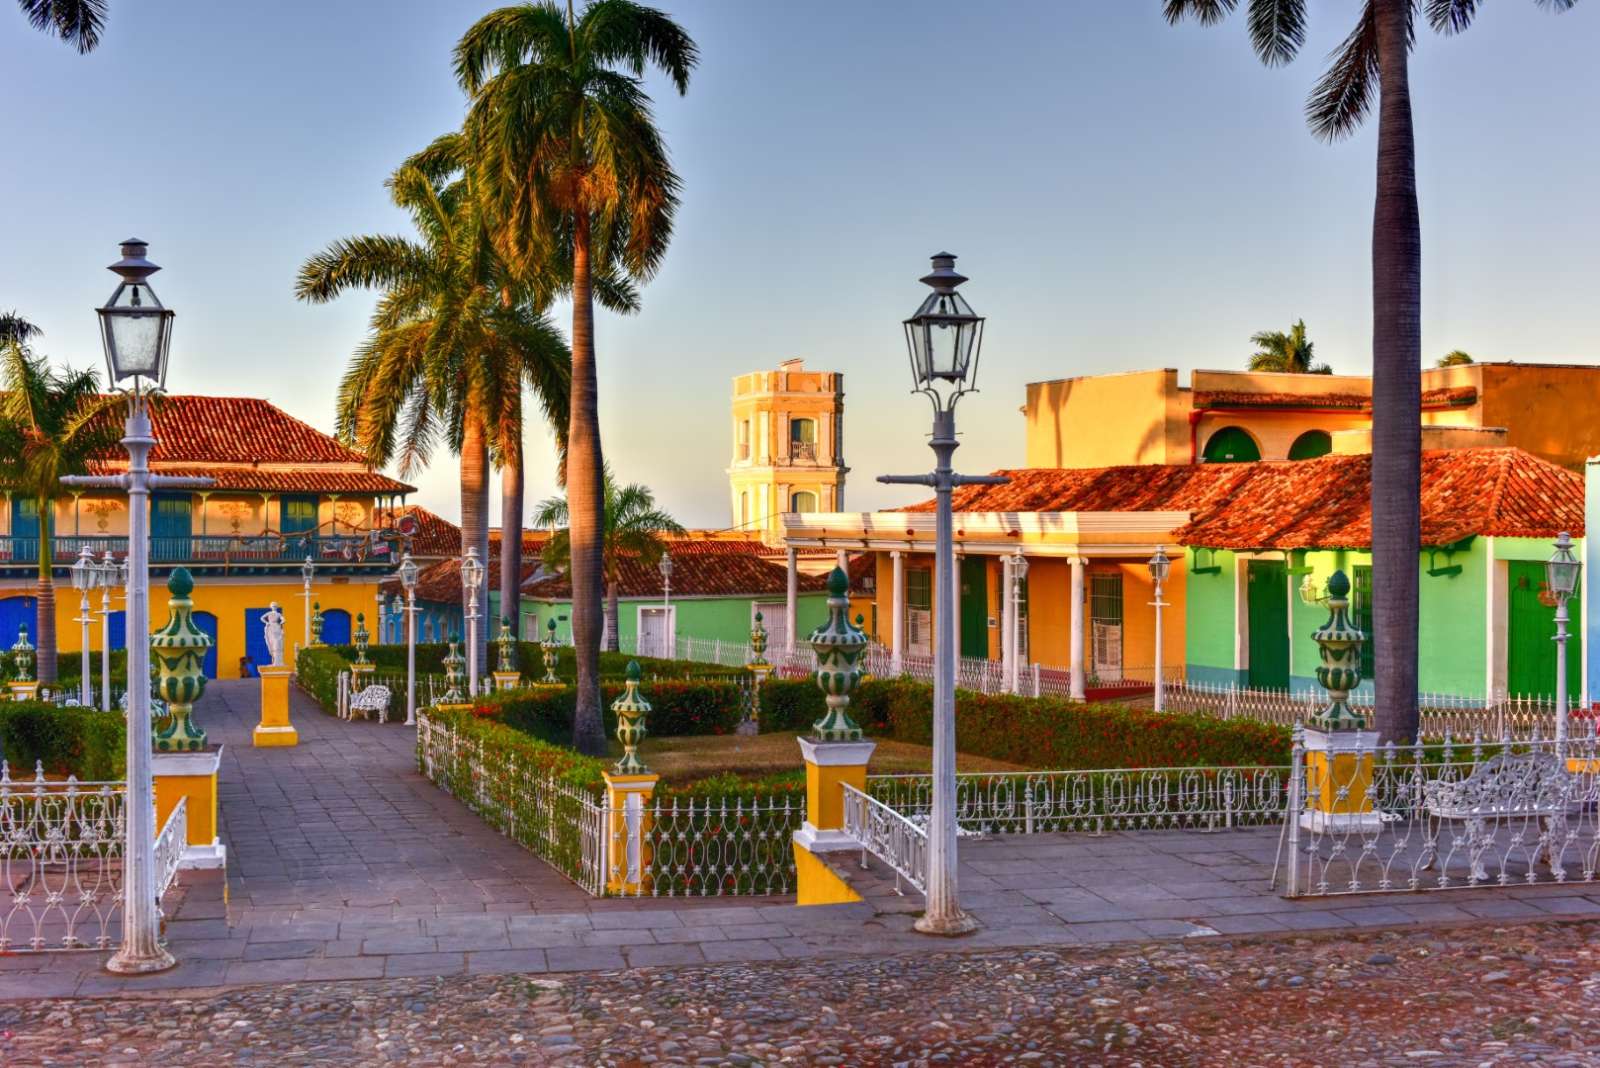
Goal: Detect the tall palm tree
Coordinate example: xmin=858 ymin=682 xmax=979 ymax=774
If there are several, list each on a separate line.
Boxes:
xmin=1437 ymin=349 xmax=1473 ymax=367
xmin=17 ymin=0 xmax=104 ymax=51
xmin=455 ymin=0 xmax=697 ymax=756
xmin=1165 ymin=0 xmax=1582 ymax=742
xmin=1248 ymin=319 xmax=1330 ymax=374
xmin=296 ymin=161 xmax=571 ymax=673
xmin=532 ymin=467 xmax=684 ymax=652
xmin=0 ymin=314 xmax=124 ymax=683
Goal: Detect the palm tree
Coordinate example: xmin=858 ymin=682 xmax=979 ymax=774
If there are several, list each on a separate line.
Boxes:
xmin=17 ymin=0 xmax=106 ymax=51
xmin=532 ymin=467 xmax=683 ymax=652
xmin=1248 ymin=319 xmax=1330 ymax=374
xmin=1165 ymin=0 xmax=1583 ymax=743
xmin=296 ymin=160 xmax=571 ymax=673
xmin=0 ymin=314 xmax=124 ymax=683
xmin=1437 ymin=350 xmax=1473 ymax=367
xmin=455 ymin=0 xmax=697 ymax=756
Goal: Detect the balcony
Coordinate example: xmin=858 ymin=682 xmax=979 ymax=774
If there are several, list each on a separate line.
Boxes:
xmin=785 ymin=442 xmax=818 ymax=464
xmin=0 ymin=533 xmax=396 ymax=573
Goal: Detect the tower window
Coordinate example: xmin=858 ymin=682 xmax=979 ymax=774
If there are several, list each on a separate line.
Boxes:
xmin=790 ymin=490 xmax=818 ymax=513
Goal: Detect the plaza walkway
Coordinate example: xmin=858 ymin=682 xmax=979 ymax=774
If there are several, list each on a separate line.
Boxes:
xmin=8 ymin=680 xmax=1600 ymax=999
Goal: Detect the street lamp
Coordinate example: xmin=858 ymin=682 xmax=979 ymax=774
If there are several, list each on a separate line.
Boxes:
xmin=1148 ymin=546 xmax=1171 ymax=713
xmin=72 ymin=545 xmax=97 ymax=707
xmin=398 ymin=552 xmax=419 ymax=725
xmin=1008 ymin=552 xmax=1029 ymax=693
xmin=460 ymin=546 xmax=484 ymax=697
xmin=62 ymin=240 xmax=212 ymax=975
xmin=300 ymin=555 xmax=315 ymax=649
xmin=1546 ymin=531 xmax=1582 ymax=755
xmin=878 ymin=253 xmax=1006 ymax=937
xmin=658 ymin=551 xmax=674 ymax=658
xmin=98 ymin=551 xmax=120 ymax=712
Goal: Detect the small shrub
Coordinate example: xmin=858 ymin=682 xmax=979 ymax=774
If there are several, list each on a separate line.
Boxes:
xmin=477 ymin=678 xmax=746 ymax=744
xmin=0 ymin=702 xmax=126 ymax=780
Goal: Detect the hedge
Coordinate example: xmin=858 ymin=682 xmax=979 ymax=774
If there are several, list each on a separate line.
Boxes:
xmin=295 ymin=646 xmax=346 ymax=715
xmin=0 ymin=701 xmax=125 ymax=781
xmin=473 ymin=679 xmax=747 ymax=745
xmin=328 ymin=641 xmax=743 ymax=682
xmin=758 ymin=677 xmax=1291 ymax=770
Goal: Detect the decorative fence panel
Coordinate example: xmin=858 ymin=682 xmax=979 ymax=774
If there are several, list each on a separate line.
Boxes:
xmin=842 ymin=783 xmax=926 ymax=892
xmin=1165 ymin=681 xmax=1563 ymax=740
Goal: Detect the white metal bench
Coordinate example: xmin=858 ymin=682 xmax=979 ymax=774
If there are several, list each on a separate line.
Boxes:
xmin=1421 ymin=751 xmax=1577 ymax=880
xmin=349 ymin=684 xmax=393 ymax=724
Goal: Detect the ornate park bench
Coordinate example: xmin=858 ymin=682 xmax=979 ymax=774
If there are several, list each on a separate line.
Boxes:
xmin=349 ymin=684 xmax=393 ymax=724
xmin=1420 ymin=750 xmax=1577 ymax=881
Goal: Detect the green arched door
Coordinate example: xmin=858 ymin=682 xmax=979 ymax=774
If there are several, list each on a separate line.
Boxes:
xmin=1203 ymin=427 xmax=1260 ymax=463
xmin=1288 ymin=430 xmax=1332 ymax=460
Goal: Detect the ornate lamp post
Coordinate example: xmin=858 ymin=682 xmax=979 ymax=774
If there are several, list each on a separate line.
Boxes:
xmin=877 ymin=253 xmax=1006 ymax=936
xmin=72 ymin=545 xmax=98 ymax=706
xmin=98 ymin=551 xmax=120 ymax=711
xmin=1006 ymin=552 xmax=1029 ymax=693
xmin=460 ymin=546 xmax=485 ymax=697
xmin=300 ymin=555 xmax=315 ymax=650
xmin=1147 ymin=546 xmax=1171 ymax=712
xmin=61 ymin=240 xmax=212 ymax=975
xmin=658 ymin=552 xmax=673 ymax=658
xmin=397 ymin=552 xmax=419 ymax=725
xmin=1547 ymin=531 xmax=1582 ymax=756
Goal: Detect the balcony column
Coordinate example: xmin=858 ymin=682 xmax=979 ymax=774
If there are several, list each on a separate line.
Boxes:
xmin=786 ymin=546 xmax=798 ymax=656
xmin=1070 ymin=555 xmax=1086 ymax=701
xmin=890 ymin=549 xmax=905 ymax=674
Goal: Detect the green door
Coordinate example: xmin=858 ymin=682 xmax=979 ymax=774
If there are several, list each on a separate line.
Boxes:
xmin=959 ymin=556 xmax=989 ymax=659
xmin=1247 ymin=560 xmax=1290 ymax=690
xmin=1508 ymin=560 xmax=1582 ymax=701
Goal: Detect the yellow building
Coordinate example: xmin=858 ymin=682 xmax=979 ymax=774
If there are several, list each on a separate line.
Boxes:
xmin=1024 ymin=363 xmax=1600 ymax=471
xmin=0 ymin=395 xmax=414 ymax=680
xmin=728 ymin=359 xmax=848 ymax=544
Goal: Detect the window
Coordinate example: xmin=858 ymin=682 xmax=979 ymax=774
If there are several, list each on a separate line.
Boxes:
xmin=1288 ymin=430 xmax=1333 ymax=461
xmin=737 ymin=419 xmax=751 ymax=461
xmin=906 ymin=566 xmax=932 ymax=657
xmin=281 ymin=495 xmax=318 ymax=535
xmin=790 ymin=490 xmax=818 ymax=513
xmin=1353 ymin=564 xmax=1374 ymax=680
xmin=790 ymin=418 xmax=817 ymax=461
xmin=1090 ymin=572 xmax=1124 ymax=681
xmin=1202 ymin=426 xmax=1261 ymax=463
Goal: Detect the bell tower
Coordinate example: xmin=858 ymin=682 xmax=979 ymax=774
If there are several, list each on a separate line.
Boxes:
xmin=728 ymin=358 xmax=847 ymax=543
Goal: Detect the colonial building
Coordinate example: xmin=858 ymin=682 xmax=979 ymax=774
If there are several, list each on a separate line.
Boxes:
xmin=728 ymin=359 xmax=848 ymax=543
xmin=0 ymin=395 xmax=413 ymax=679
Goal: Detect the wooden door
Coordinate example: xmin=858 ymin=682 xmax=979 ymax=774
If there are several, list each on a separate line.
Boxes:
xmin=1247 ymin=560 xmax=1290 ymax=690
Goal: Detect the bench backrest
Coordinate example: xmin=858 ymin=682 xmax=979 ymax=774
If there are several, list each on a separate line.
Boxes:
xmin=352 ymin=685 xmax=392 ymax=709
xmin=1424 ymin=751 xmax=1575 ymax=814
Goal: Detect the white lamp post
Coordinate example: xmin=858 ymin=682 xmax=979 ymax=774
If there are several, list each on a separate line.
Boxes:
xmin=71 ymin=545 xmax=97 ymax=706
xmin=1546 ymin=531 xmax=1582 ymax=756
xmin=62 ymin=240 xmax=212 ymax=975
xmin=300 ymin=555 xmax=315 ymax=649
xmin=398 ymin=553 xmax=419 ymax=724
xmin=1148 ymin=546 xmax=1171 ymax=713
xmin=1010 ymin=552 xmax=1029 ymax=694
xmin=878 ymin=253 xmax=1006 ymax=937
xmin=460 ymin=546 xmax=484 ymax=697
xmin=658 ymin=551 xmax=674 ymax=658
xmin=98 ymin=551 xmax=118 ymax=712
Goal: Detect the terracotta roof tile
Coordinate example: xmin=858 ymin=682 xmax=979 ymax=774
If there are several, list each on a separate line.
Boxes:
xmin=905 ymin=464 xmax=1253 ymax=515
xmin=523 ymin=536 xmax=832 ymax=601
xmin=1191 ymin=386 xmax=1475 ymax=412
xmin=83 ymin=463 xmax=412 ymax=494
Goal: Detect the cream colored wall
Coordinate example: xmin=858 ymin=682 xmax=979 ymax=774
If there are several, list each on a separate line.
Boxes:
xmin=1196 ymin=409 xmax=1369 ymax=462
xmin=1024 ymin=369 xmax=1184 ymax=469
xmin=1472 ymin=363 xmax=1600 ymax=471
xmin=1189 ymin=369 xmax=1372 ymax=398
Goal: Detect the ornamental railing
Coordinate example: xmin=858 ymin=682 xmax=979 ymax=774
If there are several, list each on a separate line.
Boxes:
xmin=842 ymin=783 xmax=927 ymax=893
xmin=0 ymin=532 xmax=395 ymax=570
xmin=155 ymin=797 xmax=187 ymax=908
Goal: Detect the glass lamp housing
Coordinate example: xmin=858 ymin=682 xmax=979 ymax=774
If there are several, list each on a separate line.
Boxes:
xmin=903 ymin=252 xmax=984 ymax=406
xmin=97 ymin=240 xmax=174 ymax=388
xmin=398 ymin=552 xmax=419 ymax=593
xmin=1148 ymin=546 xmax=1172 ymax=585
xmin=72 ymin=547 xmax=96 ymax=591
xmin=301 ymin=556 xmax=315 ymax=585
xmin=460 ymin=548 xmax=484 ymax=595
xmin=1547 ymin=532 xmax=1581 ymax=600
xmin=659 ymin=553 xmax=673 ymax=581
xmin=1012 ymin=552 xmax=1029 ymax=580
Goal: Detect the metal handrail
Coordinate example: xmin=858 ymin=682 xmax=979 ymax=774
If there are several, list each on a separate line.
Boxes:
xmin=842 ymin=783 xmax=927 ymax=892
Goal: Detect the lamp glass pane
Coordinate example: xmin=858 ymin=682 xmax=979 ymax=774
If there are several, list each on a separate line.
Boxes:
xmin=1548 ymin=552 xmax=1581 ymax=596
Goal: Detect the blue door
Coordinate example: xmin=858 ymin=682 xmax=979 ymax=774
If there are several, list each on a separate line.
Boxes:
xmin=10 ymin=499 xmax=45 ymax=564
xmin=242 ymin=607 xmax=274 ymax=678
xmin=320 ymin=608 xmax=351 ymax=646
xmin=151 ymin=494 xmax=192 ymax=562
xmin=107 ymin=610 xmax=126 ymax=651
xmin=192 ymin=610 xmax=218 ymax=678
xmin=0 ymin=596 xmax=38 ymax=650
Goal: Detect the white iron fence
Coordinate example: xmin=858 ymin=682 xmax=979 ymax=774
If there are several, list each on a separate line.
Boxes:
xmin=842 ymin=783 xmax=927 ymax=893
xmin=0 ymin=762 xmax=185 ymax=953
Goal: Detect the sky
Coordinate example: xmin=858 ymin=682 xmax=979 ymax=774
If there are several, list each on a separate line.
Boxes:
xmin=2 ymin=1 xmax=1597 ymax=528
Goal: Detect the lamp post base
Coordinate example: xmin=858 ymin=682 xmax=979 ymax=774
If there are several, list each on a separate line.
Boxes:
xmin=105 ymin=944 xmax=176 ymax=975
xmin=913 ymin=909 xmax=981 ymax=937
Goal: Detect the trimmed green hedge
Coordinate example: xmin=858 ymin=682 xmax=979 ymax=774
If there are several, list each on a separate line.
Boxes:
xmin=329 ymin=641 xmax=743 ymax=682
xmin=423 ymin=704 xmax=609 ymax=792
xmin=474 ymin=679 xmax=746 ymax=745
xmin=295 ymin=646 xmax=346 ymax=714
xmin=758 ymin=677 xmax=1291 ymax=769
xmin=0 ymin=701 xmax=125 ymax=781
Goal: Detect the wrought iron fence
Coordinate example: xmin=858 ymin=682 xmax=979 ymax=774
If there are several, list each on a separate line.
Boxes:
xmin=1282 ymin=726 xmax=1600 ymax=897
xmin=1165 ymin=680 xmax=1563 ymax=739
xmin=842 ymin=783 xmax=926 ymax=892
xmin=155 ymin=797 xmax=187 ymax=912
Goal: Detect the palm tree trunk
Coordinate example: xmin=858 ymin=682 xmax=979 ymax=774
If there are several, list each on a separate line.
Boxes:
xmin=460 ymin=413 xmax=491 ymax=679
xmin=500 ymin=440 xmax=524 ymax=641
xmin=568 ymin=212 xmax=607 ymax=756
xmin=605 ymin=578 xmax=620 ymax=653
xmin=35 ymin=496 xmax=56 ymax=683
xmin=1370 ymin=0 xmax=1422 ymax=744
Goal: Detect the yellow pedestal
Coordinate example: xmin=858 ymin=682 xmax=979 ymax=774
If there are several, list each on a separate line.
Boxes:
xmin=153 ymin=746 xmax=226 ymax=869
xmin=1301 ymin=728 xmax=1382 ymax=832
xmin=492 ymin=671 xmax=522 ymax=692
xmin=602 ymin=772 xmax=660 ymax=895
xmin=350 ymin=663 xmax=375 ymax=691
xmin=793 ymin=736 xmax=877 ymax=906
xmin=253 ymin=664 xmax=298 ymax=747
xmin=8 ymin=681 xmax=39 ymax=702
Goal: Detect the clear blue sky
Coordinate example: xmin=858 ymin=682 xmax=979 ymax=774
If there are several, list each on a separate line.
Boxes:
xmin=2 ymin=1 xmax=1596 ymax=527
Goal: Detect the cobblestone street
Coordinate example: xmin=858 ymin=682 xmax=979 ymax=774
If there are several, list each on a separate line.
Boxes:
xmin=4 ymin=918 xmax=1597 ymax=1067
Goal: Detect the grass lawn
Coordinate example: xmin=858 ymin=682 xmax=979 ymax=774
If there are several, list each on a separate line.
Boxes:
xmin=615 ymin=733 xmax=1029 ymax=784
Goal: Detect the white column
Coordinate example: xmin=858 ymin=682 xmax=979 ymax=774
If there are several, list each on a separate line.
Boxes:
xmin=1070 ymin=556 xmax=1086 ymax=701
xmin=1001 ymin=555 xmax=1015 ymax=693
xmin=890 ymin=550 xmax=905 ymax=674
xmin=785 ymin=546 xmax=798 ymax=654
xmin=836 ymin=548 xmax=847 ymax=570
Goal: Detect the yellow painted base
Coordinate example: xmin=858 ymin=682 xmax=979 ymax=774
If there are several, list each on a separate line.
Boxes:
xmin=9 ymin=682 xmax=39 ymax=702
xmin=153 ymin=750 xmax=221 ymax=851
xmin=602 ymin=772 xmax=660 ymax=896
xmin=350 ymin=664 xmax=375 ymax=689
xmin=794 ymin=843 xmax=863 ymax=906
xmin=1568 ymin=758 xmax=1600 ymax=774
xmin=1305 ymin=748 xmax=1376 ymax=815
xmin=432 ymin=702 xmax=475 ymax=715
xmin=492 ymin=671 xmax=521 ymax=691
xmin=803 ymin=760 xmax=870 ymax=830
xmin=254 ymin=665 xmax=297 ymax=747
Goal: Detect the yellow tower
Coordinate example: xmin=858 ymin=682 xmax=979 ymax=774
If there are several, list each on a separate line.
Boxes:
xmin=728 ymin=359 xmax=848 ymax=543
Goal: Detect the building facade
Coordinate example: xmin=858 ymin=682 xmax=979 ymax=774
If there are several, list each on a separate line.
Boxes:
xmin=728 ymin=359 xmax=847 ymax=543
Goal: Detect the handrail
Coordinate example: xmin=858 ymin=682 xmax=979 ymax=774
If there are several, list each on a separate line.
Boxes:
xmin=841 ymin=782 xmax=927 ymax=892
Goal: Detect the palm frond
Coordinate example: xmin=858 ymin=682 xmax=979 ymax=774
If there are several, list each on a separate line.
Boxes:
xmin=1162 ymin=0 xmax=1239 ymax=26
xmin=1425 ymin=0 xmax=1479 ymax=33
xmin=295 ymin=235 xmax=434 ymax=302
xmin=1247 ymin=0 xmax=1307 ymax=66
xmin=1305 ymin=0 xmax=1380 ymax=143
xmin=581 ymin=0 xmax=699 ymax=94
xmin=19 ymin=0 xmax=106 ymax=53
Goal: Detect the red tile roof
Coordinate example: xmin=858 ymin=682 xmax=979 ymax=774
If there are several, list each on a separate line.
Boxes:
xmin=906 ymin=448 xmax=1582 ymax=550
xmin=523 ymin=536 xmax=832 ymax=601
xmin=376 ymin=505 xmax=462 ymax=558
xmin=83 ymin=463 xmax=412 ymax=494
xmin=1192 ymin=386 xmax=1476 ymax=412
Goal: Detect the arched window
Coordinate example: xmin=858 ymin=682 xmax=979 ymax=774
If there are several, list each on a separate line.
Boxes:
xmin=790 ymin=490 xmax=818 ymax=514
xmin=1288 ymin=430 xmax=1332 ymax=460
xmin=1202 ymin=426 xmax=1261 ymax=463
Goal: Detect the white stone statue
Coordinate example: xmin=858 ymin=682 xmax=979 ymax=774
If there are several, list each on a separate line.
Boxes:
xmin=261 ymin=602 xmax=286 ymax=667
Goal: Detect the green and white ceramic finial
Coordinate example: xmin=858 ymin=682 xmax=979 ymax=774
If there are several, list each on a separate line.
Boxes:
xmin=1311 ymin=569 xmax=1366 ymax=731
xmin=808 ymin=566 xmax=867 ymax=741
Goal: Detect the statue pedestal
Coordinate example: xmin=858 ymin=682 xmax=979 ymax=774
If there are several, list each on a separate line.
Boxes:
xmin=1299 ymin=728 xmax=1384 ymax=833
xmin=8 ymin=681 xmax=39 ymax=702
xmin=350 ymin=663 xmax=375 ymax=692
xmin=492 ymin=671 xmax=522 ymax=692
xmin=254 ymin=664 xmax=298 ymax=747
xmin=153 ymin=746 xmax=227 ymax=869
xmin=794 ymin=737 xmax=876 ymax=906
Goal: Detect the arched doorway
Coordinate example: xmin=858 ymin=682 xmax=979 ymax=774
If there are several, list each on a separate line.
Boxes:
xmin=192 ymin=610 xmax=219 ymax=679
xmin=0 ymin=596 xmax=38 ymax=649
xmin=1288 ymin=430 xmax=1332 ymax=460
xmin=1202 ymin=426 xmax=1261 ymax=463
xmin=321 ymin=608 xmax=351 ymax=646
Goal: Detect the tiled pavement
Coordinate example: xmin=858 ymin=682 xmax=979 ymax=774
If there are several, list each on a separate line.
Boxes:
xmin=10 ymin=679 xmax=1600 ymax=997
